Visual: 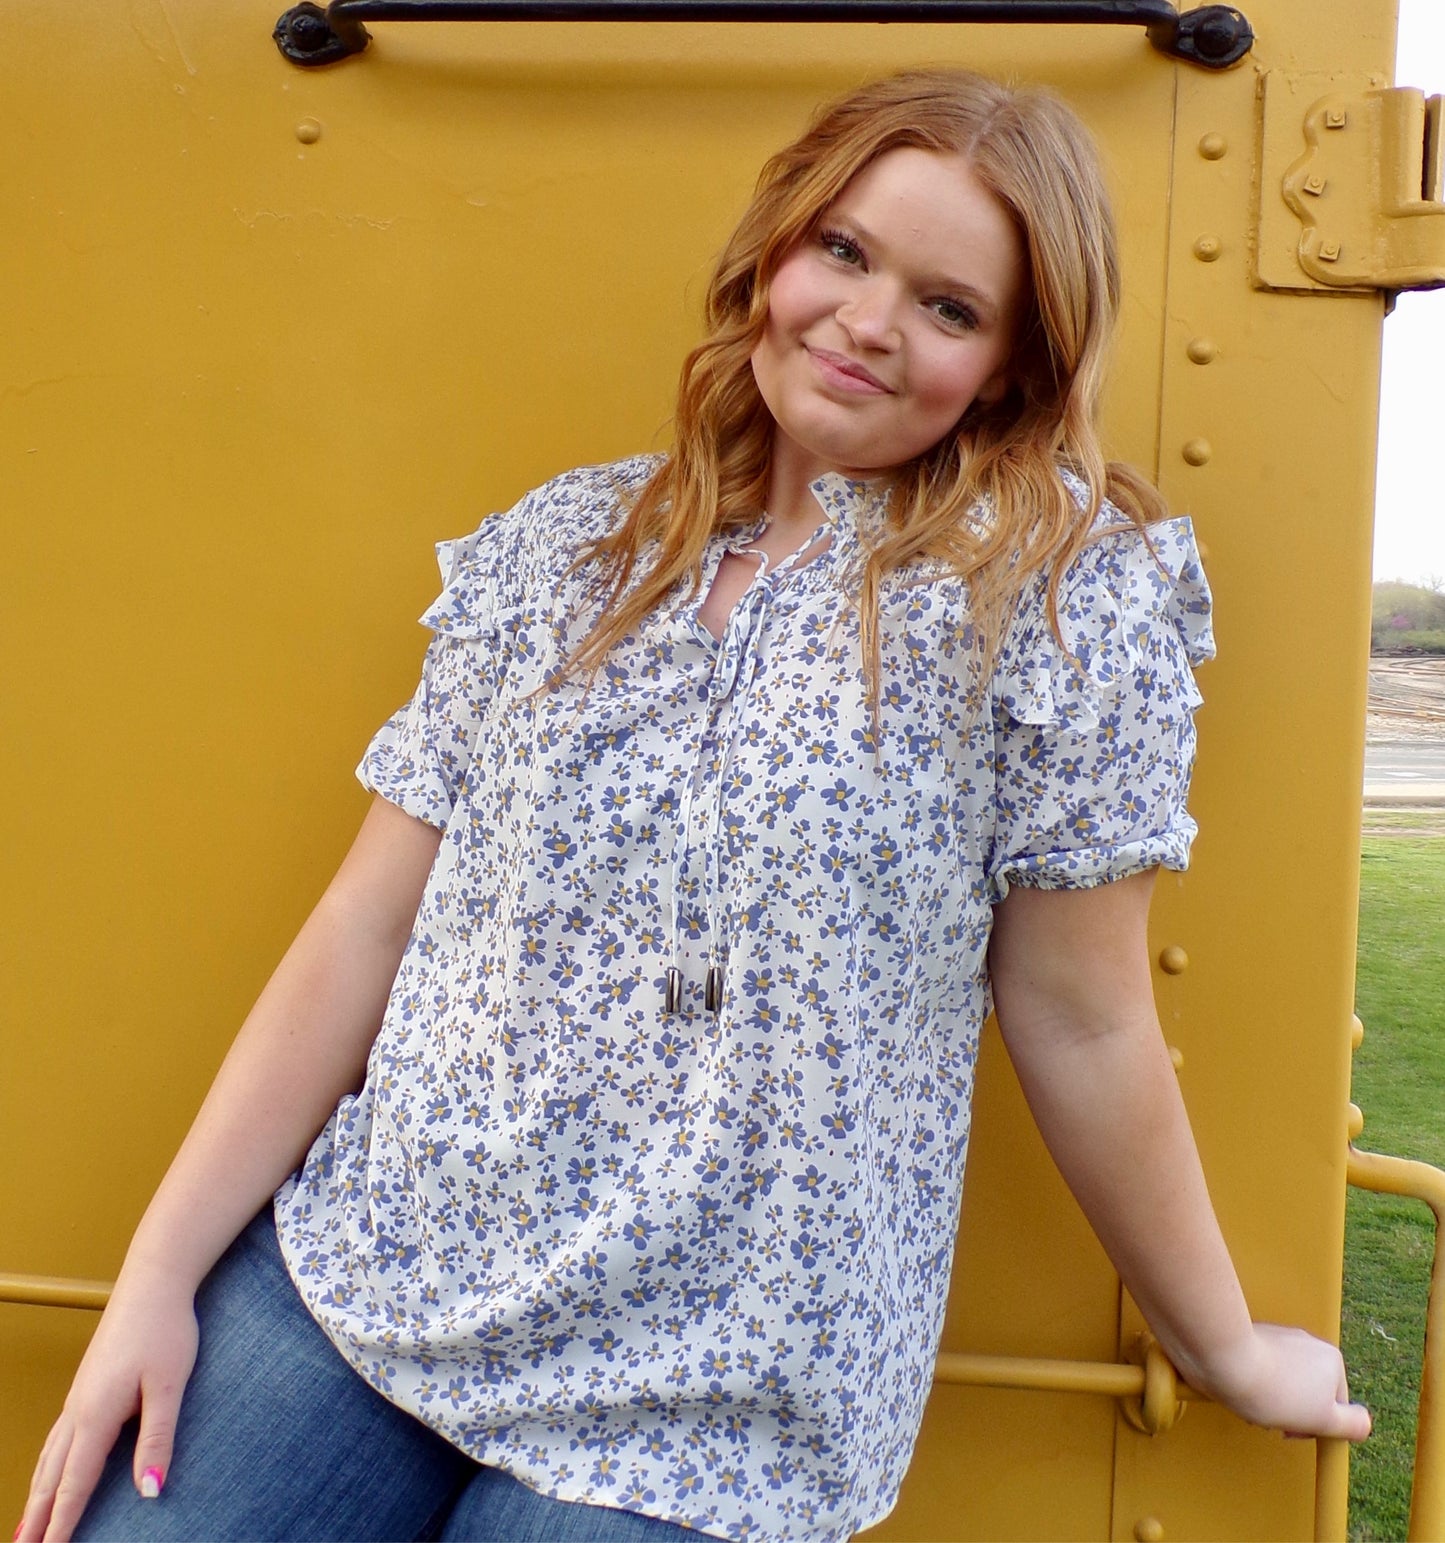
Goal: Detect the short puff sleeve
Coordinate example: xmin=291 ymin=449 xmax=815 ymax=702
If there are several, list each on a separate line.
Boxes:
xmin=357 ymin=510 xmax=521 ymax=828
xmin=987 ymin=515 xmax=1214 ymax=899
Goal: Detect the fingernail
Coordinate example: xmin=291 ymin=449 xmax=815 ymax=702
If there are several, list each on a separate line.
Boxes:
xmin=140 ymin=1467 xmax=164 ymax=1500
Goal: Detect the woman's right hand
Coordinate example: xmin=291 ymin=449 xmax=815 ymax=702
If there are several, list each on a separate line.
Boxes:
xmin=18 ymin=1277 xmax=199 ymax=1543
xmin=18 ymin=799 xmax=440 ymax=1541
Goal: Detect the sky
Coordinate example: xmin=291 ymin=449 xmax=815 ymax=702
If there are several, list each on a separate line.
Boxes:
xmin=1373 ymin=0 xmax=1445 ymax=587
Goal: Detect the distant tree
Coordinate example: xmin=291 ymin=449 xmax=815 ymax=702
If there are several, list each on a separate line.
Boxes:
xmin=1371 ymin=581 xmax=1445 ymax=653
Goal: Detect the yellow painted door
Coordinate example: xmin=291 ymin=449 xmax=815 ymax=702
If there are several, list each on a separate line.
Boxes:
xmin=0 ymin=2 xmax=1401 ymax=1535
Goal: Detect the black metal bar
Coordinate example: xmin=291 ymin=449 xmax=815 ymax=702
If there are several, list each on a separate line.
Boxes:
xmin=274 ymin=0 xmax=1252 ymax=69
xmin=334 ymin=0 xmax=1178 ymax=16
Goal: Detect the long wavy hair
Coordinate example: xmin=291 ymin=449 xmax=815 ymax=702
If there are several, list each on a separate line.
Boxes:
xmin=568 ymin=69 xmax=1165 ymax=697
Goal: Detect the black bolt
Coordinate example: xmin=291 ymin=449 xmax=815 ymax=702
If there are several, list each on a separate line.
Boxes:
xmin=1189 ymin=7 xmax=1248 ymax=61
xmin=289 ymin=10 xmax=332 ymax=51
xmin=1197 ymin=19 xmax=1235 ymax=57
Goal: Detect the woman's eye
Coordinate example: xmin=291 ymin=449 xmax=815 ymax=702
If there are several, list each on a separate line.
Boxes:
xmin=932 ymin=298 xmax=979 ymax=330
xmin=818 ymin=228 xmax=862 ymax=265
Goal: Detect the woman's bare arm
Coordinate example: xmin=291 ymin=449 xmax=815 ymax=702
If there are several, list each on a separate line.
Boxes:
xmin=988 ymin=868 xmax=1370 ymax=1440
xmin=20 ymin=796 xmax=442 ymax=1543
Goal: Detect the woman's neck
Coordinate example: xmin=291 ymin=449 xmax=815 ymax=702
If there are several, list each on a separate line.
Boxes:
xmin=763 ymin=436 xmax=843 ymax=536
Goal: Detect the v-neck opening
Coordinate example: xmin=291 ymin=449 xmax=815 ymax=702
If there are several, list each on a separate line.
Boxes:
xmin=694 ymin=527 xmax=834 ymax=645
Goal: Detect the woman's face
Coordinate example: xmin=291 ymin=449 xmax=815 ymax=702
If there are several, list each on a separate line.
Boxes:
xmin=751 ymin=147 xmax=1029 ymax=489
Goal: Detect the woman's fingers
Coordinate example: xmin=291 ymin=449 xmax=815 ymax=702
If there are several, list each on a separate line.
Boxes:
xmin=20 ymin=1289 xmax=200 ymax=1542
xmin=1307 ymin=1341 xmax=1370 ymax=1442
xmin=1333 ymin=1364 xmax=1361 ymax=1437
xmin=42 ymin=1429 xmax=117 ymax=1543
xmin=16 ymin=1416 xmax=73 ymax=1541
xmin=130 ymin=1364 xmax=188 ymax=1505
xmin=1285 ymin=1358 xmax=1370 ymax=1442
xmin=18 ymin=1409 xmax=122 ymax=1543
xmin=1330 ymin=1395 xmax=1373 ymax=1443
xmin=1242 ymin=1323 xmax=1372 ymax=1443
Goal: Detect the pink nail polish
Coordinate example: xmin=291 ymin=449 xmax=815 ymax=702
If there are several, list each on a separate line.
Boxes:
xmin=140 ymin=1467 xmax=164 ymax=1500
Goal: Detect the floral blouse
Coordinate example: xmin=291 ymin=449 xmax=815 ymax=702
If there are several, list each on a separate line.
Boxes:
xmin=275 ymin=455 xmax=1213 ymax=1543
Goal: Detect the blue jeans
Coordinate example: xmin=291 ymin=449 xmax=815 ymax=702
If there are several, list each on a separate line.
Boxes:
xmin=75 ymin=1209 xmax=697 ymax=1542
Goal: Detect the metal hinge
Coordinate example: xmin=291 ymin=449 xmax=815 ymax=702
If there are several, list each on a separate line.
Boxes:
xmin=1255 ymin=73 xmax=1445 ymax=295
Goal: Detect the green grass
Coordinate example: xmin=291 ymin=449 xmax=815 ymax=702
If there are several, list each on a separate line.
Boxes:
xmin=1344 ymin=836 xmax=1445 ymax=1541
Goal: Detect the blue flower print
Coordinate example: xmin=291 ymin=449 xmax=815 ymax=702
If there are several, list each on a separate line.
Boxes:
xmin=277 ymin=458 xmax=1212 ymax=1543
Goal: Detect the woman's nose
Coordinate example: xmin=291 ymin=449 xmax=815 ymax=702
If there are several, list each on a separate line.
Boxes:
xmin=836 ymin=282 xmax=901 ymax=349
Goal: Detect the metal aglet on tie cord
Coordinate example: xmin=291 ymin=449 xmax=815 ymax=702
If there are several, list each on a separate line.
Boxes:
xmin=662 ymin=965 xmax=724 ymax=1015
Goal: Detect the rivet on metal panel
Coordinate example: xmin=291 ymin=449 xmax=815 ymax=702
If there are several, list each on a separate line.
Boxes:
xmin=1168 ymin=1046 xmax=1184 ymax=1072
xmin=1325 ymin=106 xmax=1348 ymax=129
xmin=1186 ymin=338 xmax=1217 ymax=364
xmin=1348 ymin=1102 xmax=1365 ymax=1140
xmin=296 ymin=118 xmax=322 ymax=144
xmin=1181 ymin=439 xmax=1213 ymax=466
xmin=1303 ymin=172 xmax=1328 ymax=196
xmin=1319 ymin=241 xmax=1342 ymax=262
xmin=1159 ymin=944 xmax=1189 ymax=974
xmin=1192 ymin=234 xmax=1223 ymax=261
xmin=1351 ymin=1013 xmax=1365 ymax=1050
xmin=1134 ymin=1518 xmax=1166 ymax=1543
xmin=1198 ymin=132 xmax=1227 ymax=160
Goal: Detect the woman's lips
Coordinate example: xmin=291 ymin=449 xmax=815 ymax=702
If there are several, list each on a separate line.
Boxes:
xmin=806 ymin=347 xmax=892 ymax=395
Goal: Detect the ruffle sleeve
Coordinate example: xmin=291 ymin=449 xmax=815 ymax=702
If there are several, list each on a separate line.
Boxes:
xmin=987 ymin=515 xmax=1214 ymax=899
xmin=356 ymin=506 xmax=523 ymax=828
xmin=416 ymin=525 xmax=505 ymax=640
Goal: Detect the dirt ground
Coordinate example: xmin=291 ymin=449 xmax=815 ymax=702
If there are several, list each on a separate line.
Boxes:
xmin=1361 ymin=807 xmax=1445 ymax=836
xmin=1366 ymin=657 xmax=1445 ymax=743
xmin=1363 ymin=658 xmax=1445 ymax=831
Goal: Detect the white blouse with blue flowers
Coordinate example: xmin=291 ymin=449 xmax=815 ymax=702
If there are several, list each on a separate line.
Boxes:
xmin=275 ymin=454 xmax=1213 ymax=1543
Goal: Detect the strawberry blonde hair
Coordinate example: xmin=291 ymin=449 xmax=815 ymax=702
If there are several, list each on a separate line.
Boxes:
xmin=569 ymin=68 xmax=1163 ymax=695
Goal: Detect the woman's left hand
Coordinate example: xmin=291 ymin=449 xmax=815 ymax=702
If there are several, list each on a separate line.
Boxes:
xmin=1197 ymin=1321 xmax=1371 ymax=1442
xmin=989 ymin=875 xmax=1370 ymax=1447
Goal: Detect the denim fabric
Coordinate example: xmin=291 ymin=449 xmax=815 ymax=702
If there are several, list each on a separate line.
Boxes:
xmin=74 ymin=1210 xmax=697 ymax=1543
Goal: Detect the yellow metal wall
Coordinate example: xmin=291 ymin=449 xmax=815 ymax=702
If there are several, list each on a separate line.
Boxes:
xmin=0 ymin=1 xmax=1393 ymax=1534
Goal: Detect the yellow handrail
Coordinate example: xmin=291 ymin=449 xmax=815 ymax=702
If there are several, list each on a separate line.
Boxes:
xmin=1347 ymin=1144 xmax=1445 ymax=1543
xmin=9 ymin=1139 xmax=1440 ymax=1543
xmin=0 ymin=1273 xmax=112 ymax=1311
xmin=1316 ymin=1435 xmax=1350 ymax=1543
xmin=934 ymin=1349 xmax=1150 ymax=1399
xmin=0 ymin=1274 xmax=1188 ymax=1401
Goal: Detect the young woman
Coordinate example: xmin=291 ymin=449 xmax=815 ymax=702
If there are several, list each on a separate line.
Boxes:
xmin=21 ymin=67 xmax=1370 ymax=1543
